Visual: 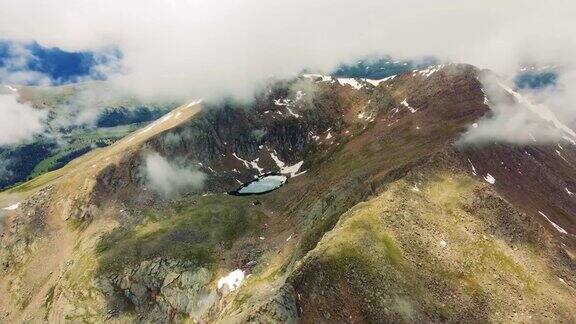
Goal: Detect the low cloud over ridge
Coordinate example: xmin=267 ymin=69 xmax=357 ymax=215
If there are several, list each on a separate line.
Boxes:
xmin=0 ymin=92 xmax=46 ymax=145
xmin=1 ymin=1 xmax=576 ymax=145
xmin=143 ymin=152 xmax=206 ymax=197
xmin=1 ymin=1 xmax=575 ymax=101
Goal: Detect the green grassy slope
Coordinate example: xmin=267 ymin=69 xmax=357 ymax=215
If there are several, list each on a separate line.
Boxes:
xmin=290 ymin=155 xmax=576 ymax=323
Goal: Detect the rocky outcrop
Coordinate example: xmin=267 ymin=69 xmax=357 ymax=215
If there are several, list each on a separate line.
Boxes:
xmin=0 ymin=186 xmax=53 ymax=271
xmin=98 ymin=258 xmax=215 ymax=323
xmin=241 ymin=284 xmax=299 ymax=323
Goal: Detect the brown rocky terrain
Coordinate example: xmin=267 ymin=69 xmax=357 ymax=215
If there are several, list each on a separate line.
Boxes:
xmin=0 ymin=64 xmax=575 ymax=323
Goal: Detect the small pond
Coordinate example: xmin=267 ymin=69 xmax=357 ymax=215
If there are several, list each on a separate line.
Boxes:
xmin=229 ymin=174 xmax=287 ymax=195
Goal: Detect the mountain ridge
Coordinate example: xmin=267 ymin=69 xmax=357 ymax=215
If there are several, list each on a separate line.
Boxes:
xmin=1 ymin=63 xmax=575 ymax=323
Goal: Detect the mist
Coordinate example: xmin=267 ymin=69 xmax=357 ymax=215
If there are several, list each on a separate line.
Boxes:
xmin=0 ymin=1 xmax=573 ymax=99
xmin=459 ymin=70 xmax=576 ymax=145
xmin=48 ymin=82 xmax=169 ymax=128
xmin=0 ymin=42 xmax=52 ymax=86
xmin=143 ymin=152 xmax=206 ymax=197
xmin=1 ymin=1 xmax=576 ymax=144
xmin=0 ymin=93 xmax=46 ymax=145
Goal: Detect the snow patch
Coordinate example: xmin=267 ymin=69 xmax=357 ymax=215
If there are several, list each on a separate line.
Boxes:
xmin=249 ymin=158 xmax=264 ymax=174
xmin=232 ymin=153 xmax=251 ymax=168
xmin=481 ymin=88 xmax=489 ymax=105
xmin=484 ymin=173 xmax=496 ymax=184
xmin=270 ymin=152 xmax=285 ymax=169
xmin=232 ymin=153 xmax=264 ymax=174
xmin=302 ymin=74 xmax=334 ymax=82
xmin=286 ymin=107 xmax=301 ymax=118
xmin=295 ymin=90 xmax=305 ymax=101
xmin=303 ymin=74 xmax=397 ymax=89
xmin=556 ymin=150 xmax=569 ymax=162
xmin=270 ymin=152 xmax=306 ymax=177
xmin=274 ymin=98 xmax=289 ymax=106
xmin=400 ymin=98 xmax=418 ymax=113
xmin=499 ymin=82 xmax=576 ymax=139
xmin=563 ymin=136 xmax=576 ymax=146
xmin=538 ymin=211 xmax=568 ymax=234
xmin=364 ymin=75 xmax=396 ymax=86
xmin=417 ymin=65 xmax=443 ymax=77
xmin=337 ymin=78 xmax=362 ymax=90
xmin=468 ymin=159 xmax=477 ymax=176
xmin=4 ymin=85 xmax=17 ymax=92
xmin=282 ymin=161 xmax=306 ymax=177
xmin=357 ymin=111 xmax=369 ymax=120
xmin=217 ymin=269 xmax=245 ymax=292
xmin=3 ymin=202 xmax=20 ymax=210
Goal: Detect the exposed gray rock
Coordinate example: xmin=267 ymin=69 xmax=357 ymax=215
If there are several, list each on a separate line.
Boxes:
xmin=238 ymin=284 xmax=299 ymax=323
xmin=98 ymin=257 xmax=215 ymax=323
xmin=0 ymin=186 xmax=53 ymax=271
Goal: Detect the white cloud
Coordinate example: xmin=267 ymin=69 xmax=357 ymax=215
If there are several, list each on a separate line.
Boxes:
xmin=0 ymin=93 xmax=46 ymax=145
xmin=143 ymin=152 xmax=205 ymax=197
xmin=47 ymin=82 xmax=141 ymax=128
xmin=0 ymin=1 xmax=576 ymax=145
xmin=0 ymin=42 xmax=52 ymax=86
xmin=460 ymin=71 xmax=576 ymax=145
xmin=0 ymin=1 xmax=574 ymax=102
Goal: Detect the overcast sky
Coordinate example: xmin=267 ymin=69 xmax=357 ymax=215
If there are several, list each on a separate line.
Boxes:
xmin=1 ymin=0 xmax=576 ymax=144
xmin=0 ymin=1 xmax=573 ymax=100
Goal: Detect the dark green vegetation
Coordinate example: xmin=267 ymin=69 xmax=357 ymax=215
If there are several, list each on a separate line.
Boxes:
xmin=96 ymin=195 xmax=263 ymax=273
xmin=29 ymin=124 xmax=142 ymax=178
xmin=0 ymin=140 xmax=56 ymax=188
xmin=96 ymin=106 xmax=168 ymax=127
xmin=0 ymin=124 xmax=141 ymax=189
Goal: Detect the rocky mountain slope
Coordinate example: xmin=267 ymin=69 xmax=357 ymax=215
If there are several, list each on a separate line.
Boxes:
xmin=0 ymin=64 xmax=575 ymax=323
